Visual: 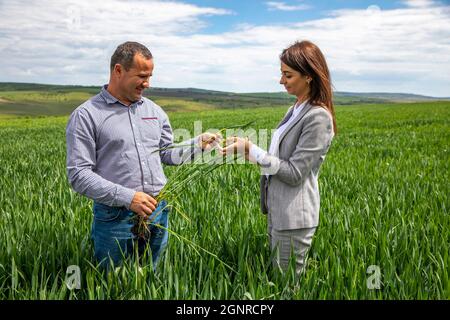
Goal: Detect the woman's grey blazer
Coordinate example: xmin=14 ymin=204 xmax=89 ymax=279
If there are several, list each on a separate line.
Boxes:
xmin=259 ymin=102 xmax=334 ymax=230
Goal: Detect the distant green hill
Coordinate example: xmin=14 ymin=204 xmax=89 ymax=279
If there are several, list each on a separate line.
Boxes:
xmin=243 ymin=91 xmax=386 ymax=104
xmin=336 ymin=91 xmax=450 ymax=102
xmin=0 ymin=82 xmax=448 ymax=117
xmin=244 ymin=91 xmax=450 ymax=103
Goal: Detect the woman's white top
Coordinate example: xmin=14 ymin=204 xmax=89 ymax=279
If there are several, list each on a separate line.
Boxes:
xmin=250 ymin=100 xmax=307 ymax=164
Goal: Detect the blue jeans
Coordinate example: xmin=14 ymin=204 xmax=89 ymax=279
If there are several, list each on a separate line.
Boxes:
xmin=91 ymin=200 xmax=169 ymax=271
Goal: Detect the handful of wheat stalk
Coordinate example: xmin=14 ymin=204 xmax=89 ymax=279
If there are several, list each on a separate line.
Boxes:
xmin=131 ymin=121 xmax=255 ymax=271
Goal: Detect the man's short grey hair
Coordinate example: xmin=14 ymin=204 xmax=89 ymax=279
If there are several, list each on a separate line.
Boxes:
xmin=110 ymin=41 xmax=153 ymax=72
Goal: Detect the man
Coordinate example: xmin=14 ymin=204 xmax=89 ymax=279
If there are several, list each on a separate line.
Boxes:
xmin=66 ymin=41 xmax=218 ymax=270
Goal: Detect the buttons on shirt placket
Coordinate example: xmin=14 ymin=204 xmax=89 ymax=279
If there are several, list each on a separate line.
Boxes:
xmin=131 ymin=104 xmax=151 ymax=189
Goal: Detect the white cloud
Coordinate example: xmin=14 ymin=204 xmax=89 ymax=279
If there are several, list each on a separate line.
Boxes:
xmin=366 ymin=5 xmax=381 ymax=14
xmin=403 ymin=0 xmax=436 ymax=8
xmin=265 ymin=1 xmax=310 ymax=11
xmin=0 ymin=0 xmax=449 ymax=96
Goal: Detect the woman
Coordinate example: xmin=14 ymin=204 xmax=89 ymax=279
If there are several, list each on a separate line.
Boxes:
xmin=221 ymin=40 xmax=336 ymax=274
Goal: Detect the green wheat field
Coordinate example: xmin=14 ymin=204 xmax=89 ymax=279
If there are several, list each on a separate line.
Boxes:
xmin=0 ymin=97 xmax=449 ymax=299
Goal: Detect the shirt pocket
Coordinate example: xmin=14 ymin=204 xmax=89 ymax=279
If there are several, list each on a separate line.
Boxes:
xmin=139 ymin=117 xmax=161 ymax=143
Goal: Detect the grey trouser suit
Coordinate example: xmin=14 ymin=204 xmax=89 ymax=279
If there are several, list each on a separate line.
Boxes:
xmin=259 ymin=103 xmax=334 ymax=273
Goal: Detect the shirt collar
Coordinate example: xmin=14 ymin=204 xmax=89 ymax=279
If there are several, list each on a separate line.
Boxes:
xmin=100 ymin=85 xmax=118 ymax=104
xmin=293 ymin=99 xmax=308 ymax=116
xmin=100 ymin=84 xmax=144 ymax=106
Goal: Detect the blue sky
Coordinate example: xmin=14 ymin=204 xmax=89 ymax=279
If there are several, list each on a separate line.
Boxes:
xmin=188 ymin=0 xmax=406 ymax=34
xmin=0 ymin=0 xmax=449 ymax=96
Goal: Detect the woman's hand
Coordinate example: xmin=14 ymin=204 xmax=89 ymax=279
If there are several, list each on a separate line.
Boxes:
xmin=219 ymin=136 xmax=252 ymax=160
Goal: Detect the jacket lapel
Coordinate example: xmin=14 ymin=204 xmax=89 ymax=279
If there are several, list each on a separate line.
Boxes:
xmin=276 ymin=106 xmax=294 ymax=129
xmin=275 ymin=102 xmax=313 ymax=154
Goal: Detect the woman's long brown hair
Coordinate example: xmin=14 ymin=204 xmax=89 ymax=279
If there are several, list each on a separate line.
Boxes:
xmin=280 ymin=40 xmax=337 ymax=134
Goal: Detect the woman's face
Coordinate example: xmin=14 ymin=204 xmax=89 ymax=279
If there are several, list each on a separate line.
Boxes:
xmin=279 ymin=62 xmax=310 ymax=99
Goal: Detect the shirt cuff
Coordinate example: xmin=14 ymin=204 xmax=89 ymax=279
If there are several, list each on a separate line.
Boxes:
xmin=193 ymin=136 xmax=202 ymax=150
xmin=114 ymin=186 xmax=136 ymax=209
xmin=191 ymin=136 xmax=203 ymax=154
xmin=250 ymin=144 xmax=267 ymax=165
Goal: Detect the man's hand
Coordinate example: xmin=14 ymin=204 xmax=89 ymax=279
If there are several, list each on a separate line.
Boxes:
xmin=130 ymin=192 xmax=157 ymax=219
xmin=199 ymin=132 xmax=222 ymax=151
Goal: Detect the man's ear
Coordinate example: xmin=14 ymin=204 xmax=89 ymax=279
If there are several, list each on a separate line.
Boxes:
xmin=113 ymin=64 xmax=122 ymax=77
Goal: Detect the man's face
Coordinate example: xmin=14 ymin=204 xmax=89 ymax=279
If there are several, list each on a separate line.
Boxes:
xmin=116 ymin=54 xmax=154 ymax=104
